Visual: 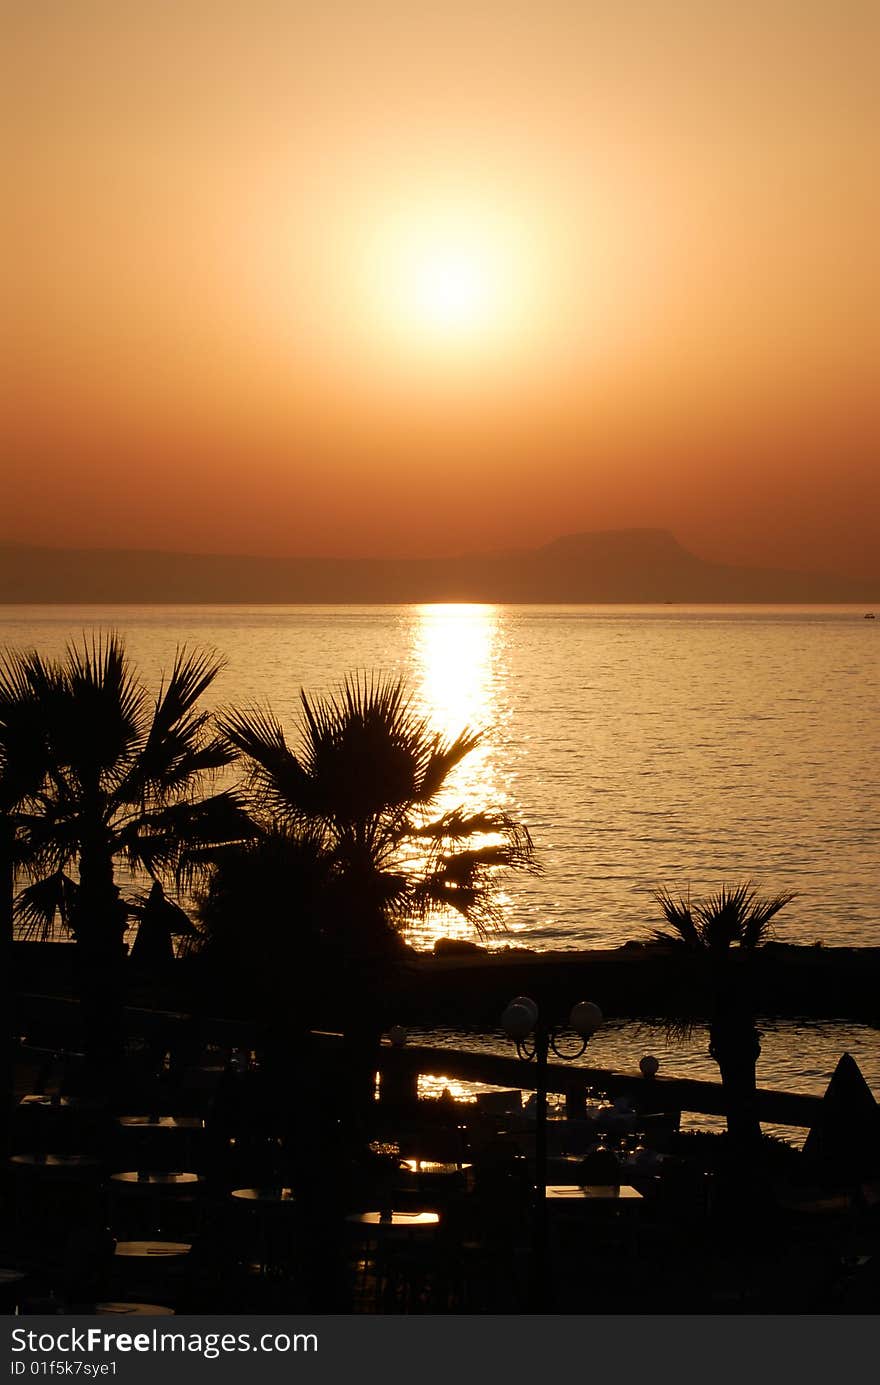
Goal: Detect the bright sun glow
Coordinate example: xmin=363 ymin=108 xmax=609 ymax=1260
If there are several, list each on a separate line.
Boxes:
xmin=406 ymin=244 xmax=496 ymax=335
xmin=361 ymin=203 xmax=535 ymax=356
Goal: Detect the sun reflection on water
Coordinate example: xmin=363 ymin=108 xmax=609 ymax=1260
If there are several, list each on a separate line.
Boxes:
xmin=405 ymin=604 xmax=514 ymax=948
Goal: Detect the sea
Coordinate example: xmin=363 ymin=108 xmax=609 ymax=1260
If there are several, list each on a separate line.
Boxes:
xmin=3 ymin=603 xmax=878 ymax=1123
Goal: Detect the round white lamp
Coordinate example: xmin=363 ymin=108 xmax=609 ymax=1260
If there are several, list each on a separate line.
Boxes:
xmin=510 ymin=996 xmax=539 ymax=1027
xmin=569 ymin=1000 xmax=603 ymax=1038
xmin=501 ymin=1001 xmax=537 ymax=1040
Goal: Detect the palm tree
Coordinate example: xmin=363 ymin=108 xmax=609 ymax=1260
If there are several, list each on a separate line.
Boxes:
xmin=651 ymin=880 xmax=797 ymax=1151
xmin=216 ymin=674 xmax=539 ymax=1113
xmin=218 ymin=673 xmax=539 ymax=959
xmin=0 ymin=650 xmax=59 ymax=1153
xmin=195 ymin=826 xmax=335 ymax=1019
xmin=14 ymin=633 xmax=252 ymax=1073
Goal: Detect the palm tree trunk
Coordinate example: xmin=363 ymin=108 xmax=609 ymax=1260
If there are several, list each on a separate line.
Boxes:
xmin=75 ymin=836 xmax=128 ymax=1084
xmin=709 ymin=1014 xmax=763 ymax=1152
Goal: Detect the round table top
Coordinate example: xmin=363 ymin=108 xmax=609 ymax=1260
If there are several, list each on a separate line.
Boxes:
xmin=230 ymin=1187 xmax=294 ymax=1204
xmin=398 ymin=1159 xmax=471 ymax=1176
xmin=19 ymin=1095 xmax=84 ymax=1109
xmin=111 ymin=1171 xmax=202 ymax=1187
xmin=346 ymin=1211 xmax=440 ymax=1229
xmin=545 ymin=1183 xmax=644 ymax=1201
xmin=117 ymin=1116 xmax=204 ymax=1130
xmin=777 ymin=1191 xmax=854 ymax=1214
xmin=114 ymin=1241 xmax=192 ymax=1258
xmin=94 ymin=1302 xmax=175 ymax=1316
xmin=9 ymin=1153 xmax=101 ymax=1171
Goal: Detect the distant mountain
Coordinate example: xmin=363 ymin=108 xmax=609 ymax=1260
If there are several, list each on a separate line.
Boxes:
xmin=0 ymin=530 xmax=877 ymax=603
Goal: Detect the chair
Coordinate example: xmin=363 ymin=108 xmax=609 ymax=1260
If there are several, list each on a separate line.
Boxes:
xmin=637 ymin=1112 xmax=681 ymax=1152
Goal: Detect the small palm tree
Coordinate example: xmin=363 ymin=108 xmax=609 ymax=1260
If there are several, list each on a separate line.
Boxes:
xmin=218 ymin=673 xmax=539 ymax=957
xmin=651 ymin=880 xmax=797 ymax=1151
xmin=12 ymin=634 xmax=252 ymax=1070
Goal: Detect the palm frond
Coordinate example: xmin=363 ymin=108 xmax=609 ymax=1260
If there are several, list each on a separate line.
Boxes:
xmin=14 ymin=870 xmax=79 ymax=941
xmin=296 ymin=674 xmax=433 ymax=823
xmin=217 ymin=703 xmax=290 ymax=770
xmin=130 ymin=646 xmax=228 ymax=793
xmin=0 ymin=648 xmax=59 ymax=810
xmin=650 ymin=885 xmax=701 ymax=946
xmin=416 ymin=729 xmax=483 ymax=802
xmin=51 ymin=632 xmax=147 ymax=785
xmin=649 ymin=879 xmax=796 ymax=952
xmin=413 ymin=809 xmax=540 ymax=869
xmin=741 ymin=888 xmax=798 ymax=947
xmin=15 ymin=797 xmax=83 ymax=875
xmin=216 ymin=704 xmax=314 ymax=820
xmin=120 ymin=790 xmax=256 ymax=882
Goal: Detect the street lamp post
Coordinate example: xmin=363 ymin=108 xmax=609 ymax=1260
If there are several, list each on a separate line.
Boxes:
xmin=500 ymin=995 xmax=602 ymax=1311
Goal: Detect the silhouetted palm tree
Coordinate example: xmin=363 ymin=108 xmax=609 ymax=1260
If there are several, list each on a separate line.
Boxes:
xmin=217 ymin=675 xmax=539 ymax=1117
xmin=14 ymin=634 xmax=252 ymax=1071
xmin=195 ymin=826 xmax=334 ymax=1017
xmin=651 ymin=880 xmax=797 ymax=1151
xmin=0 ymin=651 xmax=55 ymax=936
xmin=0 ymin=649 xmax=58 ymax=1152
xmin=218 ymin=673 xmax=539 ymax=957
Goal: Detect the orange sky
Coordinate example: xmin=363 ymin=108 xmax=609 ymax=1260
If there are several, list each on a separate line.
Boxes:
xmin=4 ymin=3 xmax=879 ymax=578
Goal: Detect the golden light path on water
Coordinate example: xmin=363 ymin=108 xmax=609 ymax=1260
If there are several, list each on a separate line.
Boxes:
xmin=405 ymin=604 xmax=514 ymax=950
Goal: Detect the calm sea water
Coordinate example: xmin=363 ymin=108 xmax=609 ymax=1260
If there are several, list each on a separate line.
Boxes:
xmin=3 ymin=603 xmax=878 ymax=1112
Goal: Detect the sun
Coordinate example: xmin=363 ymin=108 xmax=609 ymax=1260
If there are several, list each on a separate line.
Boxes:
xmin=361 ymin=205 xmax=525 ymax=354
xmin=405 ymin=243 xmax=496 ymax=336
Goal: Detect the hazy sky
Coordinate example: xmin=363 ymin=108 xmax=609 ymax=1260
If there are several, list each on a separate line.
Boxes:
xmin=5 ymin=2 xmax=879 ymax=576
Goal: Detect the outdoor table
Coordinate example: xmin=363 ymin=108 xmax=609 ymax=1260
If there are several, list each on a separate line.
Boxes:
xmin=229 ymin=1189 xmax=295 ymax=1272
xmin=545 ymin=1184 xmax=646 ymax=1263
xmin=117 ymin=1117 xmax=204 ymax=1130
xmin=0 ymin=1269 xmax=26 ymax=1304
xmin=14 ymin=1098 xmax=108 ymax=1160
xmin=346 ymin=1211 xmax=440 ymax=1231
xmin=111 ymin=1241 xmax=192 ymax=1295
xmin=345 ymin=1213 xmax=441 ymax=1309
xmin=19 ymin=1095 xmax=89 ymax=1109
xmin=113 ymin=1241 xmax=191 ymax=1258
xmin=230 ymin=1187 xmax=295 ymax=1203
xmin=115 ymin=1116 xmax=205 ymax=1170
xmin=776 ymin=1189 xmax=856 ymax=1215
xmin=8 ymin=1153 xmax=102 ymax=1177
xmin=7 ymin=1153 xmax=105 ymax=1238
xmin=93 ymin=1302 xmax=175 ymax=1316
xmin=398 ymin=1160 xmax=471 ymax=1176
xmin=111 ymin=1171 xmax=202 ymax=1186
xmin=395 ymin=1159 xmax=471 ymax=1208
xmin=110 ymin=1172 xmax=203 ymax=1236
xmin=546 ymin=1184 xmax=644 ymax=1200
xmin=545 ymin=1185 xmax=645 ymax=1241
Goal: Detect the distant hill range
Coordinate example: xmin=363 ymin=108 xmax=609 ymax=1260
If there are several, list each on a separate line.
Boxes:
xmin=0 ymin=530 xmax=877 ymax=604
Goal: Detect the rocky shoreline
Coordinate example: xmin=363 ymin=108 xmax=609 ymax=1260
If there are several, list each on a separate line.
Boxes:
xmin=384 ymin=940 xmax=880 ymax=1028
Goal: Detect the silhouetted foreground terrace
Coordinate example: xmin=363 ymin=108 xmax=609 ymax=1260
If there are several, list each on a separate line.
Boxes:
xmin=4 ymin=1015 xmax=879 ymax=1315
